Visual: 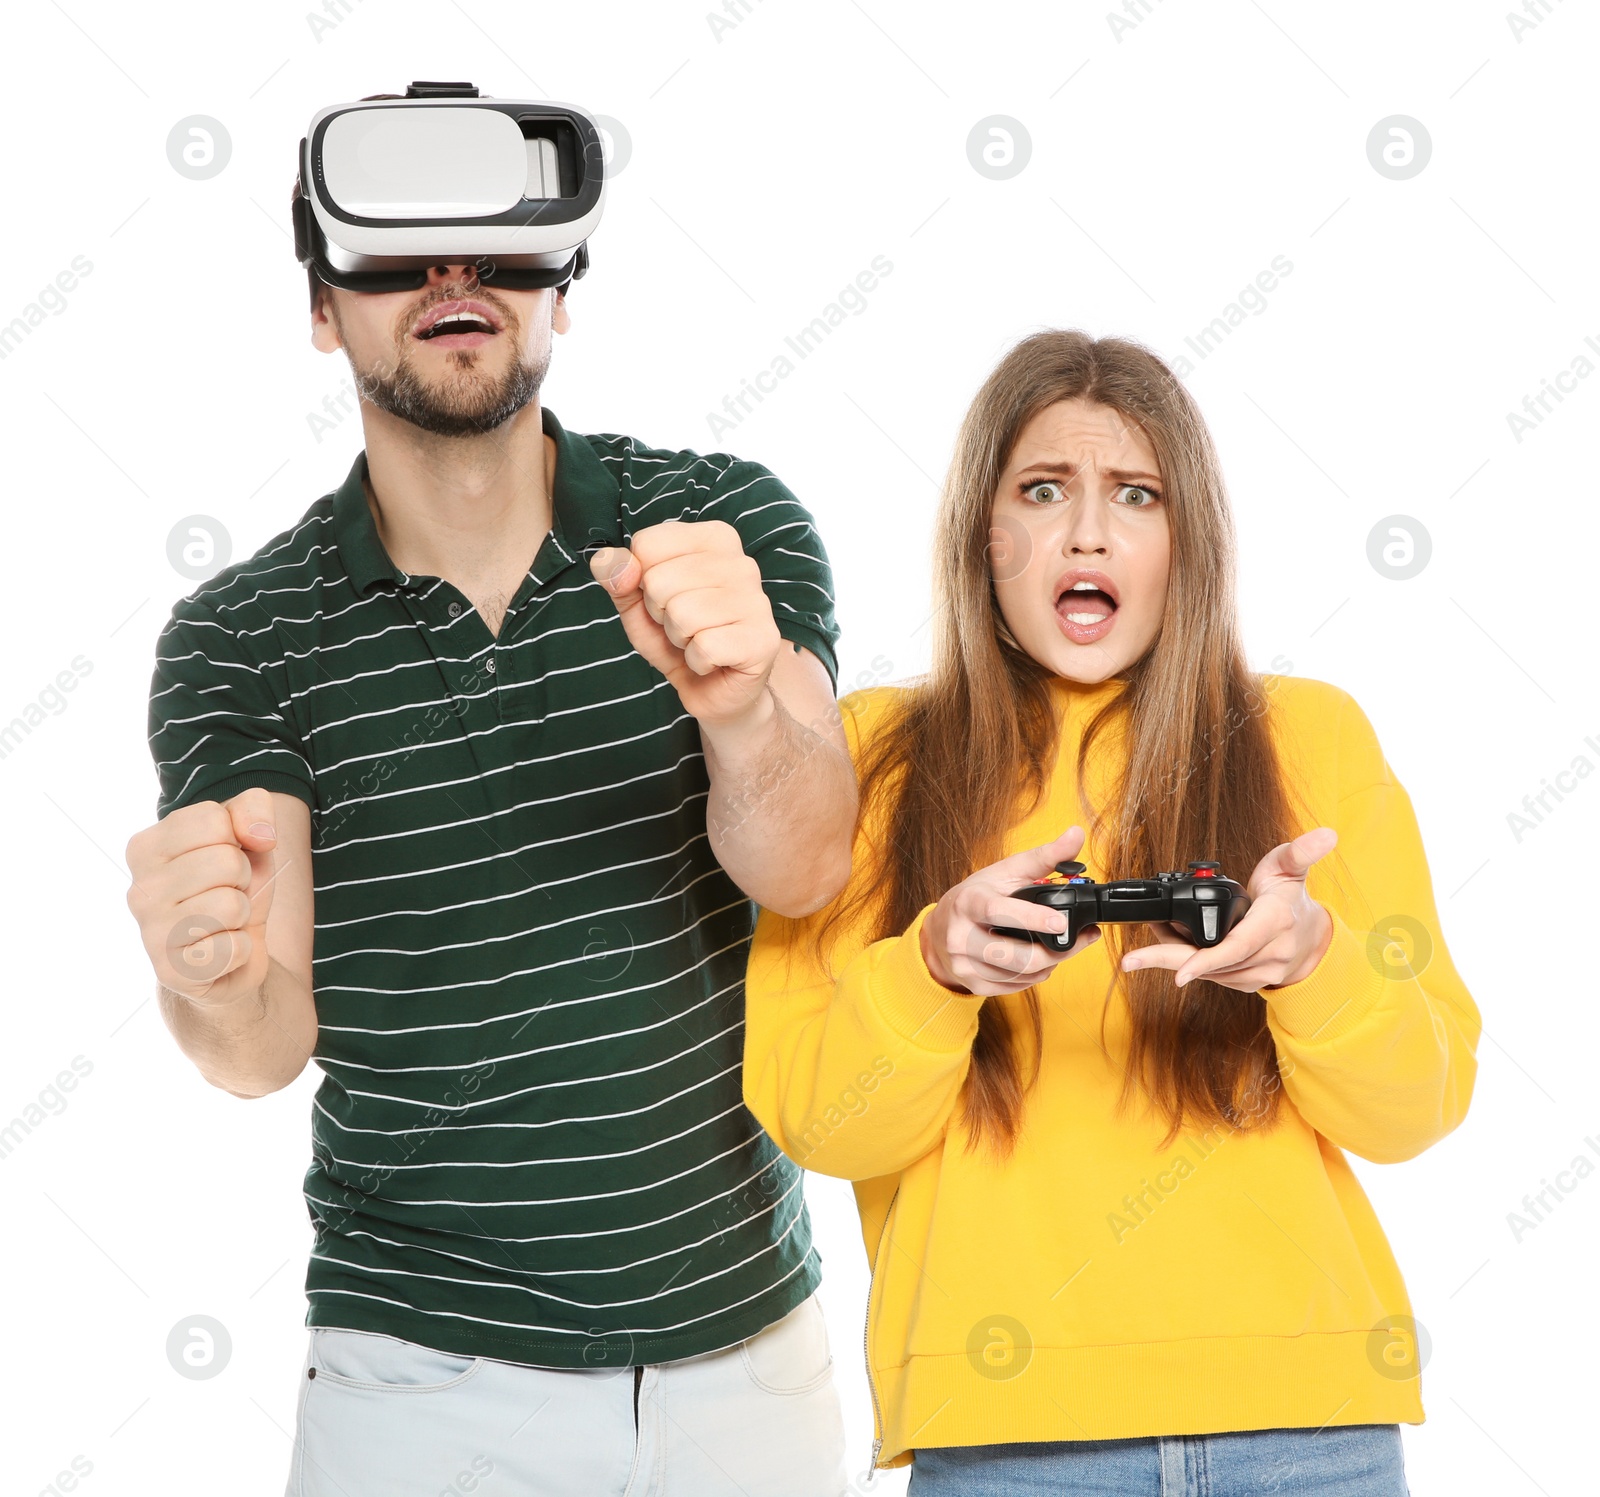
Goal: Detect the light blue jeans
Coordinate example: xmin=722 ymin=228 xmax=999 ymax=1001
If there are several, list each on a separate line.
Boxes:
xmin=907 ymin=1424 xmax=1409 ymax=1495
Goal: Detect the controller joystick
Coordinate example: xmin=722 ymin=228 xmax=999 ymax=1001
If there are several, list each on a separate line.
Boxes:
xmin=991 ymin=858 xmax=1250 ymax=954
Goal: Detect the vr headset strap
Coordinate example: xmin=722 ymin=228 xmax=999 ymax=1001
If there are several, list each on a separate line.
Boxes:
xmin=403 ymin=80 xmax=480 ymax=98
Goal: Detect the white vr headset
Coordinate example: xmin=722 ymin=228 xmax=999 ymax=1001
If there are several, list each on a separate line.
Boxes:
xmin=291 ymin=80 xmax=606 ymax=307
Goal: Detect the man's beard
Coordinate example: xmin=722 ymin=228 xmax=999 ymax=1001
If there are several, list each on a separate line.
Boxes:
xmin=350 ymin=339 xmax=550 ymax=439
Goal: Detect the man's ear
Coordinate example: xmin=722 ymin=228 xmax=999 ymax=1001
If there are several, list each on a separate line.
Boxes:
xmin=552 ymin=289 xmax=571 ymax=336
xmin=310 ymin=286 xmax=342 ymax=353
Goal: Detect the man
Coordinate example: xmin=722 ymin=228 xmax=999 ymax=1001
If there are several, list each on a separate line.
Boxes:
xmin=124 ymin=97 xmax=857 ymax=1495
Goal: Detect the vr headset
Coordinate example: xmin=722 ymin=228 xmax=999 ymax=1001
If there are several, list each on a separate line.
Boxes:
xmin=291 ymin=80 xmax=606 ymax=308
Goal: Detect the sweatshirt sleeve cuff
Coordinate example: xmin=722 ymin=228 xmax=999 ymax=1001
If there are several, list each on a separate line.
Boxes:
xmin=1262 ymin=906 xmax=1387 ymax=1043
xmin=860 ymin=902 xmax=989 ymax=1051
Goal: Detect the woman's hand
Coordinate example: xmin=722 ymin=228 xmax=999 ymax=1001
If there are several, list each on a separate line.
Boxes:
xmin=1120 ymin=827 xmax=1338 ymax=993
xmin=919 ymin=826 xmax=1104 ymax=996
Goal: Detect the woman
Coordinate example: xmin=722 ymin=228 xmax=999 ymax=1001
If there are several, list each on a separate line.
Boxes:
xmin=742 ymin=330 xmax=1480 ymax=1495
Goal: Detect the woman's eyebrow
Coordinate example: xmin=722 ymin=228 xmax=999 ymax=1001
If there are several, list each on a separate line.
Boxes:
xmin=1105 ymin=469 xmax=1163 ymax=486
xmin=1014 ymin=461 xmax=1163 ymax=485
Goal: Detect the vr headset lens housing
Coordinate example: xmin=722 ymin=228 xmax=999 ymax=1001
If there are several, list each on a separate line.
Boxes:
xmin=325 ymin=109 xmax=537 ymax=218
xmin=293 ymin=85 xmax=605 ymax=300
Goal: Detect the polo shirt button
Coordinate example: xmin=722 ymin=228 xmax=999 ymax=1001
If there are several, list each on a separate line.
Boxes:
xmin=486 ymin=658 xmax=496 ymax=674
xmin=448 ymin=602 xmax=462 ymax=617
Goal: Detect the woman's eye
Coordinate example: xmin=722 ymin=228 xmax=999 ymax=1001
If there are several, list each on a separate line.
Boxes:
xmin=1119 ymin=484 xmax=1160 ymax=506
xmin=1024 ymin=480 xmax=1065 ymax=504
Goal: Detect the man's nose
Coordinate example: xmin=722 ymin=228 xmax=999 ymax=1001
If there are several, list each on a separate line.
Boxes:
xmin=424 ymin=263 xmax=481 ymax=288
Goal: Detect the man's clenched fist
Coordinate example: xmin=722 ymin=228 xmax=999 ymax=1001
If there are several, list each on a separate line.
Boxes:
xmin=125 ymin=787 xmax=284 ymax=1007
xmin=590 ymin=519 xmax=784 ymax=729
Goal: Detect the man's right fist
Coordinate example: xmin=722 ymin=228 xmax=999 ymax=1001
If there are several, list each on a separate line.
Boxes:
xmin=125 ymin=787 xmax=284 ymax=1006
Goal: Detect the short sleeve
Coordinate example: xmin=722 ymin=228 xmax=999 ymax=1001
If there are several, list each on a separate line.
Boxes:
xmin=706 ymin=458 xmax=841 ymax=691
xmin=148 ymin=602 xmax=317 ymax=820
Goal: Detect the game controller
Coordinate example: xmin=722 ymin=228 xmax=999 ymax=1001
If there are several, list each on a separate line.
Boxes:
xmin=990 ymin=860 xmax=1251 ymax=953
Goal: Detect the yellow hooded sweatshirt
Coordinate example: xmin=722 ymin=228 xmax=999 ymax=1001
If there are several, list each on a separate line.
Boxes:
xmin=742 ymin=672 xmax=1480 ymax=1473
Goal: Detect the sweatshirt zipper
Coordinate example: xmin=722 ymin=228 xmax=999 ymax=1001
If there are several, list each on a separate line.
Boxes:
xmin=862 ymin=1182 xmax=900 ymax=1473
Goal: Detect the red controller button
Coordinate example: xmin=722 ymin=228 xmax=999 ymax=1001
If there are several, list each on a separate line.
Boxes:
xmin=1192 ymin=867 xmax=1216 ymax=878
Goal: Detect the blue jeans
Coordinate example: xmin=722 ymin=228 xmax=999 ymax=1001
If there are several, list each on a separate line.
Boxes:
xmin=907 ymin=1424 xmax=1409 ymax=1496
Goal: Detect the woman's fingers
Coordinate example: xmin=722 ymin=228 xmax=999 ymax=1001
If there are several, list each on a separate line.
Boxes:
xmin=1122 ymin=939 xmax=1199 ymax=974
xmin=1124 ymin=938 xmax=1279 ymax=993
xmin=947 ymin=913 xmax=1099 ymax=994
xmin=924 ymin=837 xmax=1105 ymax=997
xmin=1248 ymin=825 xmax=1338 ymax=897
xmin=993 ymin=824 xmax=1089 ymax=885
xmin=1123 ymin=923 xmax=1305 ymax=992
xmin=964 ymin=930 xmax=1062 ymax=982
xmin=1172 ymin=894 xmax=1301 ymax=986
xmin=978 ymin=890 xmax=1070 ymax=942
xmin=953 ymin=946 xmax=1094 ymax=991
xmin=1192 ymin=966 xmax=1276 ymax=993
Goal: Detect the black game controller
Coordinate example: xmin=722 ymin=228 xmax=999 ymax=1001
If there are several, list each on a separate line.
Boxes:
xmin=990 ymin=860 xmax=1251 ymax=954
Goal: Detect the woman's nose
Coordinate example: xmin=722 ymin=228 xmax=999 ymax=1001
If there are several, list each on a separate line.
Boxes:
xmin=1060 ymin=490 xmax=1109 ymax=554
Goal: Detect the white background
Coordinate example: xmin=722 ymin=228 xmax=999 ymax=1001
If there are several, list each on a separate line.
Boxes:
xmin=1 ymin=2 xmax=1594 ymax=1493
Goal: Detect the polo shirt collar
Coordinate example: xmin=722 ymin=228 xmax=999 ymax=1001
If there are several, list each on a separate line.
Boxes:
xmin=331 ymin=405 xmax=625 ymax=596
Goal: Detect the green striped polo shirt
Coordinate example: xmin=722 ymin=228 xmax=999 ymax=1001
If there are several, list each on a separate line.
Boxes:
xmin=146 ymin=404 xmax=839 ymax=1368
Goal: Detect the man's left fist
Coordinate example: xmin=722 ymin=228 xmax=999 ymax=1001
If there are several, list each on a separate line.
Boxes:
xmin=590 ymin=519 xmax=784 ymax=729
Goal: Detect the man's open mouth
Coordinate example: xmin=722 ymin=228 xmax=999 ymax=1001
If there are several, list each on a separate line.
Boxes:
xmin=412 ymin=299 xmax=504 ymax=345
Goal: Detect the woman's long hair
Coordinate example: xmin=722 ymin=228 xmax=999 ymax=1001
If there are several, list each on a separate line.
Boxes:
xmin=810 ymin=329 xmax=1321 ymax=1155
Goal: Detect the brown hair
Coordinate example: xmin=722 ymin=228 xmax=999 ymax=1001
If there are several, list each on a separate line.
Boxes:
xmin=810 ymin=329 xmax=1323 ymax=1155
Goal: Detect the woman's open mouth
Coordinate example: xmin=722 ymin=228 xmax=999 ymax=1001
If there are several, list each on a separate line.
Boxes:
xmin=1054 ymin=570 xmax=1120 ymax=645
xmin=412 ymin=299 xmax=504 ymax=350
